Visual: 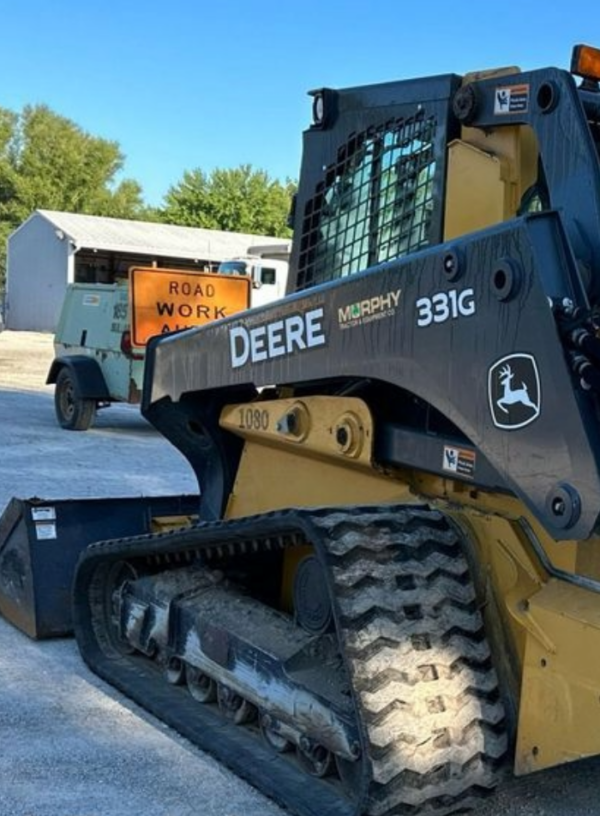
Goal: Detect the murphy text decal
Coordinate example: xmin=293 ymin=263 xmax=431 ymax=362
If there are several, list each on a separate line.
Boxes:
xmin=338 ymin=288 xmax=402 ymax=329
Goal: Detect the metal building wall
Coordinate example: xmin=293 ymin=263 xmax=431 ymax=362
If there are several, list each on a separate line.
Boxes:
xmin=6 ymin=215 xmax=70 ymax=332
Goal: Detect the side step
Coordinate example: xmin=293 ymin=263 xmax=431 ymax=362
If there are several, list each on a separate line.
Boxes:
xmin=0 ymin=494 xmax=199 ymax=639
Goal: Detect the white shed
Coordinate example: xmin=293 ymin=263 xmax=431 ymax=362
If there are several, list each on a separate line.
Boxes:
xmin=6 ymin=210 xmax=284 ymax=332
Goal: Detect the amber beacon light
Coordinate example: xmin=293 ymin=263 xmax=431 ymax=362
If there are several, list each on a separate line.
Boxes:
xmin=571 ymin=44 xmax=600 ymax=83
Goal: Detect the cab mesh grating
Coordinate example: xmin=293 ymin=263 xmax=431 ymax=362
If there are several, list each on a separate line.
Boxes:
xmin=297 ymin=111 xmax=437 ymax=290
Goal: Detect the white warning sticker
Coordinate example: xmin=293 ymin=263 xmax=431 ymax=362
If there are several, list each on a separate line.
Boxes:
xmin=31 ymin=506 xmax=56 ymax=522
xmin=442 ymin=446 xmax=476 ymax=479
xmin=494 ymin=84 xmax=529 ymax=115
xmin=35 ymin=523 xmax=57 ymax=540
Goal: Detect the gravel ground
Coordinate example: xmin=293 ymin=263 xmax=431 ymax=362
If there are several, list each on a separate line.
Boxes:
xmin=0 ymin=332 xmax=198 ymax=501
xmin=0 ymin=626 xmax=284 ymax=816
xmin=2 ymin=330 xmax=600 ymax=816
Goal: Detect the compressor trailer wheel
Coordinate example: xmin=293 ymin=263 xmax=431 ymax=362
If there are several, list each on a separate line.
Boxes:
xmin=73 ymin=506 xmax=508 ymax=816
xmin=54 ymin=367 xmax=96 ymax=431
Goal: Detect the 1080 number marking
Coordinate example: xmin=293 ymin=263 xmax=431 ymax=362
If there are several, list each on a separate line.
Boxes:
xmin=238 ymin=407 xmax=270 ymax=431
xmin=416 ymin=288 xmax=476 ymax=327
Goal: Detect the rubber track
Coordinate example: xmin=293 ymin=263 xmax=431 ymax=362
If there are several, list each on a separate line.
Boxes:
xmin=72 ymin=505 xmax=508 ymax=816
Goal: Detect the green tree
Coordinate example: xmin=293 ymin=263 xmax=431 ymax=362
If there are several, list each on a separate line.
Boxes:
xmin=0 ymin=104 xmax=147 ymax=295
xmin=160 ymin=164 xmax=295 ymax=237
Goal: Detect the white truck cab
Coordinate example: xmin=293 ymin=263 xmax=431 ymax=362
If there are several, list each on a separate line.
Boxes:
xmin=217 ymin=242 xmax=290 ymax=309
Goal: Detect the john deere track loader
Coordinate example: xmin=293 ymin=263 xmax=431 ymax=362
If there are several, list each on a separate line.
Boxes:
xmin=69 ymin=45 xmax=600 ymax=815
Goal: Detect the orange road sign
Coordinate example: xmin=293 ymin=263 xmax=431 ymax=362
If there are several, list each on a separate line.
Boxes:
xmin=129 ymin=267 xmax=252 ymax=346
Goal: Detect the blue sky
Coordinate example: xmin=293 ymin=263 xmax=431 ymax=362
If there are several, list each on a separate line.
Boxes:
xmin=0 ymin=1 xmax=597 ymax=206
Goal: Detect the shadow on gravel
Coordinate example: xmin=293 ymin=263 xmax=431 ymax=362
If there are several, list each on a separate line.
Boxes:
xmin=0 ymin=385 xmax=156 ymax=435
xmin=475 ymin=753 xmax=600 ymax=815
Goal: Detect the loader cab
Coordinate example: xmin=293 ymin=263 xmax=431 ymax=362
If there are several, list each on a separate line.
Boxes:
xmin=290 ymin=78 xmax=458 ymax=292
xmin=288 ymin=45 xmax=600 ymax=302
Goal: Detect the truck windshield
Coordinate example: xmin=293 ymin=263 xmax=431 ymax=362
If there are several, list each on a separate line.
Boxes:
xmin=218 ymin=261 xmax=249 ymax=275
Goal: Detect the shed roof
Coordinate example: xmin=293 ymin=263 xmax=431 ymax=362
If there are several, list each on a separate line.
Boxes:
xmin=26 ymin=210 xmax=281 ymax=261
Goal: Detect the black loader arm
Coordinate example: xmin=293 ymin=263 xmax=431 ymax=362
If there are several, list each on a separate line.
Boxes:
xmin=142 ymin=65 xmax=600 ymax=541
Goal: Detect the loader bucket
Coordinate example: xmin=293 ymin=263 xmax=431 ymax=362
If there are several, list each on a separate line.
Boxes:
xmin=0 ymin=494 xmax=199 ymax=639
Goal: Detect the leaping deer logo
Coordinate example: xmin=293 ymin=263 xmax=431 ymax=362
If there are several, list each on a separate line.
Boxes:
xmin=496 ymin=363 xmax=539 ymax=414
xmin=488 ymin=353 xmax=541 ymax=430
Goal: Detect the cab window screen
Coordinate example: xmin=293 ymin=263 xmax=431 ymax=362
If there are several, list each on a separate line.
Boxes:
xmin=297 ymin=111 xmax=436 ymax=289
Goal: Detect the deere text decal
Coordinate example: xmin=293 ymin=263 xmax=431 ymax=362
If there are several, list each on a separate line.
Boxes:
xmin=130 ymin=267 xmax=251 ymax=346
xmin=229 ymin=308 xmax=326 ymax=368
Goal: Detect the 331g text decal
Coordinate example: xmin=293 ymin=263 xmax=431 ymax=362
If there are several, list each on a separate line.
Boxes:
xmin=416 ymin=288 xmax=475 ymax=327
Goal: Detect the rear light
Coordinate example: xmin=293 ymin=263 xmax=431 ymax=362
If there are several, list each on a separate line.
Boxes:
xmin=120 ymin=330 xmax=144 ymax=360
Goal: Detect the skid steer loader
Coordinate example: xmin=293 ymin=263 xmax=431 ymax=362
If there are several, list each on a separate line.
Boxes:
xmin=6 ymin=43 xmax=600 ymax=816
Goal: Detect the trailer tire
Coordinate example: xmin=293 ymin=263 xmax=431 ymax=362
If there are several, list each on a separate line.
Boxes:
xmin=55 ymin=367 xmax=96 ymax=431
